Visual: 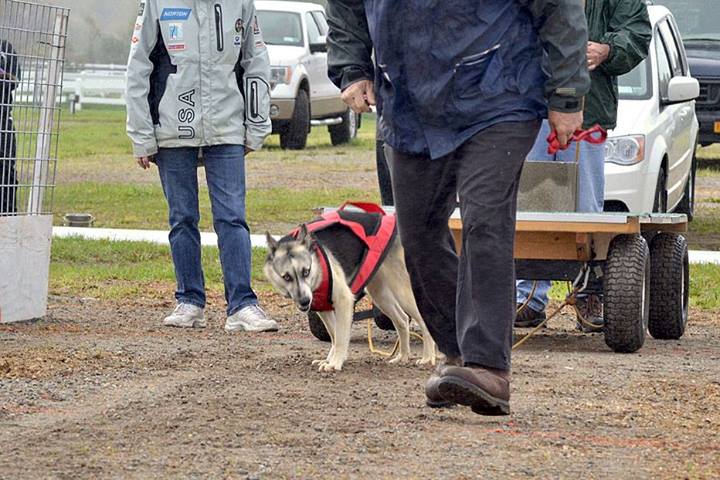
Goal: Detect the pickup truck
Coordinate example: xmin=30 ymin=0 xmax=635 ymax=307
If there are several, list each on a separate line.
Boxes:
xmin=256 ymin=1 xmax=360 ymax=150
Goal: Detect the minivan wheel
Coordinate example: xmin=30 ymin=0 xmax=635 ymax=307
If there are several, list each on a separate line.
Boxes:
xmin=329 ymin=108 xmax=359 ymax=145
xmin=675 ymin=152 xmax=697 ymax=222
xmin=280 ymin=89 xmax=310 ymax=150
xmin=653 ymin=166 xmax=668 ymax=213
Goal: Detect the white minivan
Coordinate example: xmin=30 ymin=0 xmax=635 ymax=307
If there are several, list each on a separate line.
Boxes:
xmin=605 ymin=5 xmax=699 ymax=218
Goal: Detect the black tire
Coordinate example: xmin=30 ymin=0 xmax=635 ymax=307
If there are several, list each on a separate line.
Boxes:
xmin=603 ymin=234 xmax=651 ymax=353
xmin=649 ymin=233 xmax=689 ymax=340
xmin=307 ymin=311 xmax=331 ymax=342
xmin=653 ymin=166 xmax=668 ymax=213
xmin=675 ymin=153 xmax=697 ymax=222
xmin=280 ymin=89 xmax=310 ymax=150
xmin=329 ymin=108 xmax=359 ymax=146
xmin=372 ymin=305 xmax=396 ymax=331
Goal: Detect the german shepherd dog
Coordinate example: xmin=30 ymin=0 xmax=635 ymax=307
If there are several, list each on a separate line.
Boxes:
xmin=264 ymin=220 xmax=437 ymax=372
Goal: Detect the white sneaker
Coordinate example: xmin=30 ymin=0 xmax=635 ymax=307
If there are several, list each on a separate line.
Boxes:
xmin=163 ymin=303 xmax=206 ymax=328
xmin=225 ymin=305 xmax=279 ymax=333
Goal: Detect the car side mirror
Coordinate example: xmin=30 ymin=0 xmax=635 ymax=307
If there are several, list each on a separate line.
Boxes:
xmin=664 ymin=76 xmax=700 ymax=105
xmin=309 ymin=35 xmax=327 ymax=54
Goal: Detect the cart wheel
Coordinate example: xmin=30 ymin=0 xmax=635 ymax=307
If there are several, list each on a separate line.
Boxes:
xmin=603 ymin=234 xmax=650 ymax=353
xmin=649 ymin=233 xmax=689 ymax=340
xmin=372 ymin=306 xmax=396 ymax=331
xmin=307 ymin=311 xmax=331 ymax=342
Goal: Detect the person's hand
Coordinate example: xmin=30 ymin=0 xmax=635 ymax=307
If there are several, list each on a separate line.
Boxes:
xmin=245 ymin=146 xmax=254 ymax=156
xmin=548 ymin=110 xmax=583 ymax=148
xmin=587 ymin=41 xmax=610 ymax=71
xmin=341 ymin=79 xmax=376 ymax=113
xmin=136 ymin=155 xmax=154 ymax=170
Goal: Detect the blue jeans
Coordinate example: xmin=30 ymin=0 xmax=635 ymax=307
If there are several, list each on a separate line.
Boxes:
xmin=516 ymin=120 xmax=605 ymax=312
xmin=156 ymin=145 xmax=257 ymax=315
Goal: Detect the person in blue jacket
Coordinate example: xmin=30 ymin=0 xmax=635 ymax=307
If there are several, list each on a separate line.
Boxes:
xmin=326 ymin=0 xmax=590 ymax=415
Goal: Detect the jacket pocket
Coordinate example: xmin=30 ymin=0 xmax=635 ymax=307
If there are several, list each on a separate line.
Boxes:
xmin=452 ymin=44 xmax=501 ymax=100
xmin=214 ymin=4 xmax=224 ymax=52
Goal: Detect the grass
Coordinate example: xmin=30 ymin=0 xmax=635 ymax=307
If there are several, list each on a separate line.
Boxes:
xmin=52 ymin=237 xmax=720 ymax=310
xmin=50 ymin=236 xmax=270 ymax=300
xmin=53 ymin=183 xmax=379 ymax=231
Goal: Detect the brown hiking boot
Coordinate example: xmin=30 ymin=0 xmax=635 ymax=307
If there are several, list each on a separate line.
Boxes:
xmin=514 ymin=304 xmax=546 ymax=328
xmin=575 ymin=295 xmax=604 ymax=333
xmin=437 ymin=365 xmax=511 ymax=416
xmin=425 ymin=356 xmax=462 ymax=408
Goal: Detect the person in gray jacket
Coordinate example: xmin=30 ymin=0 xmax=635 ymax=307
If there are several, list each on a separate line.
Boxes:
xmin=327 ymin=0 xmax=590 ymax=415
xmin=126 ymin=0 xmax=277 ymax=332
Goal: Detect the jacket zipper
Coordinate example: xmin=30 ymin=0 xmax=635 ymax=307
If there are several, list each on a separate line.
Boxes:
xmin=250 ymin=81 xmax=258 ymax=118
xmin=214 ymin=4 xmax=224 ymax=52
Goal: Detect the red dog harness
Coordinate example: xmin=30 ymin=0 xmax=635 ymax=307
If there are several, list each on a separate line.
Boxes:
xmin=291 ymin=202 xmax=397 ymax=312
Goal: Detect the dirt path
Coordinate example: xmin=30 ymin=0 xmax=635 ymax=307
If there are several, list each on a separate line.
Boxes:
xmin=1 ymin=294 xmax=718 ymax=479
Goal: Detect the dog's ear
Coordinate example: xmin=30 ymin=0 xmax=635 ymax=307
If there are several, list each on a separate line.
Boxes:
xmin=266 ymin=231 xmax=279 ymax=254
xmin=298 ymin=224 xmax=313 ymax=249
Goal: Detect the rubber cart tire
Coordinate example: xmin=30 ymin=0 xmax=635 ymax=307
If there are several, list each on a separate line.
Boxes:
xmin=372 ymin=305 xmax=396 ymax=331
xmin=649 ymin=233 xmax=689 ymax=340
xmin=307 ymin=311 xmax=331 ymax=342
xmin=603 ymin=234 xmax=651 ymax=353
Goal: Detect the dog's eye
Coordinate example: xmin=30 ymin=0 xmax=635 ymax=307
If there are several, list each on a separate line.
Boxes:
xmin=302 ymin=268 xmax=310 ymax=278
xmin=283 ymin=273 xmax=292 ymax=282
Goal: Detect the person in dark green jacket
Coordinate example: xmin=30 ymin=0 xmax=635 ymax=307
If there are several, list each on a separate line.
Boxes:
xmin=516 ymin=0 xmax=652 ymax=331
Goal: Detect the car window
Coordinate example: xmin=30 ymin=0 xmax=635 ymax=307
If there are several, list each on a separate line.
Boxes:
xmin=306 ymin=12 xmax=322 ymax=45
xmin=656 ymin=31 xmax=674 ymax=99
xmin=659 ymin=20 xmax=684 ymax=76
xmin=256 ymin=11 xmax=303 ymax=47
xmin=311 ymin=11 xmax=329 ymax=36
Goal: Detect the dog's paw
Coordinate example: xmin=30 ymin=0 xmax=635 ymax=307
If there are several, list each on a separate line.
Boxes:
xmin=311 ymin=359 xmax=325 ymax=366
xmin=416 ymin=356 xmax=436 ymax=367
xmin=318 ymin=361 xmax=342 ymax=372
xmin=388 ymin=354 xmax=409 ymax=365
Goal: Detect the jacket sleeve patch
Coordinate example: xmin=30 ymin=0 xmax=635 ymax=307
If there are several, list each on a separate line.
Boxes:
xmin=245 ymin=76 xmax=269 ymax=124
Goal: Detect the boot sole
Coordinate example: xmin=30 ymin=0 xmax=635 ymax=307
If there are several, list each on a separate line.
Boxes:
xmin=437 ymin=376 xmax=510 ymax=416
xmin=425 ymin=398 xmax=455 ymax=409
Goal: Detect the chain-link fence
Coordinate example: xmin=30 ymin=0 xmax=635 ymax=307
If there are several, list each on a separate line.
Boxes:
xmin=0 ymin=0 xmax=69 ymax=216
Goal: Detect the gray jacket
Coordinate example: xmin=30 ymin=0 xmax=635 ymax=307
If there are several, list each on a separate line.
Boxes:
xmin=126 ymin=0 xmax=271 ymax=157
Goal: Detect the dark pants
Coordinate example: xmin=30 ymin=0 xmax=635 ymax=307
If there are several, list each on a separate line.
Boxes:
xmin=385 ymin=121 xmax=540 ymax=371
xmin=1 ymin=122 xmax=17 ymax=214
xmin=376 ymin=138 xmax=394 ymax=206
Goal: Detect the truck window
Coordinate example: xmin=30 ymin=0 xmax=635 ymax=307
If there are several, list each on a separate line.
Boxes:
xmin=256 ymin=11 xmax=304 ymax=47
xmin=311 ymin=11 xmax=329 ymax=36
xmin=306 ymin=12 xmax=322 ymax=45
xmin=655 ymin=0 xmax=720 ymax=42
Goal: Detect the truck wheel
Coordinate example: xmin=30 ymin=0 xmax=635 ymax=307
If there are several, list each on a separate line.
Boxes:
xmin=307 ymin=311 xmax=331 ymax=342
xmin=280 ymin=89 xmax=309 ymax=150
xmin=603 ymin=234 xmax=650 ymax=353
xmin=329 ymin=108 xmax=359 ymax=145
xmin=675 ymin=153 xmax=696 ymax=222
xmin=372 ymin=306 xmax=396 ymax=331
xmin=649 ymin=233 xmax=689 ymax=340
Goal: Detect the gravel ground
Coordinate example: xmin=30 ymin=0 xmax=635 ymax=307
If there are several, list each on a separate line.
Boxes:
xmin=1 ymin=293 xmax=718 ymax=479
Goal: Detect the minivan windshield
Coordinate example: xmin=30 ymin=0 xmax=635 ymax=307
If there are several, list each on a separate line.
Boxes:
xmin=655 ymin=1 xmax=720 ymax=42
xmin=256 ymin=11 xmax=304 ymax=47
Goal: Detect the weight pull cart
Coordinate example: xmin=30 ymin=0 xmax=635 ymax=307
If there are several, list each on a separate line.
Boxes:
xmin=306 ymin=206 xmax=690 ymax=354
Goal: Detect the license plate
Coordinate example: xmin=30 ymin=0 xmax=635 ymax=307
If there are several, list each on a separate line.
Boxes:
xmin=714 ymin=121 xmax=720 ymax=133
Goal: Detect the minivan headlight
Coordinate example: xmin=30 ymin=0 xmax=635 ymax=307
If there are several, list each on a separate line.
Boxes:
xmin=605 ymin=135 xmax=645 ymax=165
xmin=270 ymin=66 xmax=292 ymax=89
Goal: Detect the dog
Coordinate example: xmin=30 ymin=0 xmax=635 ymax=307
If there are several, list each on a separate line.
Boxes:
xmin=264 ymin=213 xmax=437 ymax=372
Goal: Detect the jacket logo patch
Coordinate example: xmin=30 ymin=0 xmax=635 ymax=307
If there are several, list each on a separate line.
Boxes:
xmin=234 ymin=35 xmax=242 ymax=46
xmin=160 ymin=8 xmax=192 ymax=21
xmin=235 ymin=18 xmax=244 ymax=34
xmin=138 ymin=2 xmax=145 ymax=17
xmin=178 ymin=89 xmax=196 ymax=139
xmin=167 ymin=43 xmax=185 ymax=51
xmin=168 ymin=23 xmax=183 ymax=41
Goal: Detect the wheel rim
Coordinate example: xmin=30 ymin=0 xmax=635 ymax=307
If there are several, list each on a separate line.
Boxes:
xmin=348 ymin=111 xmax=357 ymax=136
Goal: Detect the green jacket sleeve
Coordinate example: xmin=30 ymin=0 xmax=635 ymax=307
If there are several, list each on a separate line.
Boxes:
xmin=326 ymin=0 xmax=374 ymax=91
xmin=599 ymin=0 xmax=652 ymax=77
xmin=519 ymin=0 xmax=591 ymax=113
